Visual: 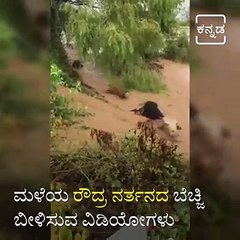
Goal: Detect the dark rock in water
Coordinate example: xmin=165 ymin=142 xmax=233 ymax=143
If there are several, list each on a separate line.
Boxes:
xmin=142 ymin=101 xmax=164 ymax=119
xmin=72 ymin=60 xmax=83 ymax=69
xmin=131 ymin=101 xmax=164 ymax=120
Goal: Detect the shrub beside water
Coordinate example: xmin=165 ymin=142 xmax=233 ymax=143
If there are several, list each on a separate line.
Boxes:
xmin=51 ymin=123 xmax=190 ymax=239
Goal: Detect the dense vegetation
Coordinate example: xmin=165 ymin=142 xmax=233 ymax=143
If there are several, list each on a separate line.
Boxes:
xmin=52 ymin=0 xmax=189 ymax=92
xmin=51 ymin=122 xmax=190 ymax=240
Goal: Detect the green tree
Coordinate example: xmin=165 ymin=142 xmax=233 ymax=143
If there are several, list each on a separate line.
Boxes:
xmin=60 ymin=0 xmax=184 ymax=92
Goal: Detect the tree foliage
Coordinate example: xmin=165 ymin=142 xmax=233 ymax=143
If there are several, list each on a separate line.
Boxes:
xmin=59 ymin=0 xmax=185 ymax=92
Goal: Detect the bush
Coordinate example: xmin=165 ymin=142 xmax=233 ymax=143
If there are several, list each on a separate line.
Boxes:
xmin=50 ymin=63 xmax=89 ymax=139
xmin=122 ymin=64 xmax=166 ymax=93
xmin=164 ymin=33 xmax=189 ymax=63
xmin=51 ymin=122 xmax=190 ymax=239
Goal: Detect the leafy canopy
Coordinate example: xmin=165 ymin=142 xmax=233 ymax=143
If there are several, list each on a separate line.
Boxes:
xmin=61 ymin=0 xmax=184 ymax=92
